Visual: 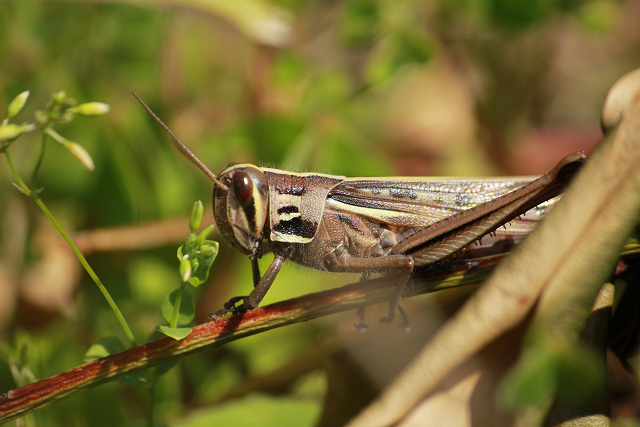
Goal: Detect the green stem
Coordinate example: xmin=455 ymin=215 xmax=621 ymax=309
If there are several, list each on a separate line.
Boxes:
xmin=170 ymin=281 xmax=187 ymax=329
xmin=3 ymin=151 xmax=136 ymax=346
xmin=30 ymin=129 xmax=47 ymax=190
xmin=5 ymin=151 xmax=30 ymax=194
xmin=32 ymin=197 xmax=136 ymax=345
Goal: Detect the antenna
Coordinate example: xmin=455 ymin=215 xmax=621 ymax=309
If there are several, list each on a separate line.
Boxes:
xmin=132 ymin=92 xmax=229 ymax=191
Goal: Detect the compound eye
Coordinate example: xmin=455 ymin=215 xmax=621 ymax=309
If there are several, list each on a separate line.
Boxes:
xmin=232 ymin=171 xmax=253 ymax=204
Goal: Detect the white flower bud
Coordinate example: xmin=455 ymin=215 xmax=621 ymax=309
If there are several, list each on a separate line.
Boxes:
xmin=6 ymin=91 xmax=30 ymax=119
xmin=69 ymin=102 xmax=110 ymax=116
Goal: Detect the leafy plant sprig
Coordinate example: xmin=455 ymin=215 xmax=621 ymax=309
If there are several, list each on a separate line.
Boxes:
xmin=84 ymin=200 xmax=218 ymax=392
xmin=157 ymin=200 xmax=219 ymax=340
xmin=0 ymin=90 xmax=136 ymax=346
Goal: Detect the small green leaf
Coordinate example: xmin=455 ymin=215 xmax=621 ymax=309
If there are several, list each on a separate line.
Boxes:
xmin=202 ymin=240 xmax=219 ymax=258
xmin=160 ymin=289 xmax=195 ymax=325
xmin=180 ymin=258 xmax=192 ymax=283
xmin=555 ymin=348 xmax=605 ymax=401
xmin=498 ymin=347 xmax=558 ymax=409
xmin=196 ymin=224 xmax=215 ymax=244
xmin=189 ymin=200 xmax=204 ymax=233
xmin=86 ymin=336 xmax=148 ymax=386
xmin=68 ymin=102 xmax=110 ymax=116
xmin=189 ymin=240 xmax=219 ymax=287
xmin=116 ymin=371 xmax=148 ymax=386
xmin=84 ymin=336 xmax=125 ymax=362
xmin=191 ymin=258 xmax=200 ymax=274
xmin=177 ymin=245 xmax=184 ymax=261
xmin=156 ymin=325 xmax=192 ymax=340
xmin=186 ymin=234 xmax=197 ymax=253
xmin=199 ymin=244 xmax=217 ymax=258
xmin=6 ymin=91 xmax=30 ymax=119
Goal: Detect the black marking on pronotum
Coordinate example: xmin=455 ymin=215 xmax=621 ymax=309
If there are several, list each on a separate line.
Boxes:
xmin=242 ymin=199 xmax=257 ymax=233
xmin=277 ymin=205 xmax=300 ymax=215
xmin=274 ymin=217 xmax=316 ymax=238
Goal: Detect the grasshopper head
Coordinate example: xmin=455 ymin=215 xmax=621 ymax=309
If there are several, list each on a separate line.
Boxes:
xmin=214 ymin=163 xmax=269 ymax=256
xmin=130 ymin=94 xmax=269 ymax=255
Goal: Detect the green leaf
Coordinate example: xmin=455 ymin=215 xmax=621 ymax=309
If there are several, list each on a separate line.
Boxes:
xmin=6 ymin=91 xmax=30 ymax=119
xmin=85 ymin=336 xmax=147 ymax=386
xmin=156 ymin=325 xmax=192 ymax=340
xmin=84 ymin=336 xmax=126 ymax=362
xmin=160 ymin=288 xmax=195 ymax=325
xmin=199 ymin=244 xmax=217 ymax=258
xmin=191 ymin=258 xmax=200 ymax=274
xmin=196 ymin=224 xmax=215 ymax=244
xmin=116 ymin=371 xmax=148 ymax=387
xmin=499 ymin=342 xmax=605 ymax=409
xmin=185 ymin=234 xmax=198 ymax=253
xmin=498 ymin=347 xmax=558 ymax=409
xmin=555 ymin=347 xmax=605 ymax=401
xmin=189 ymin=240 xmax=219 ymax=287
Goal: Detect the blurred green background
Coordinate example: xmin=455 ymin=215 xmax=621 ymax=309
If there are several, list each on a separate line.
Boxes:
xmin=0 ymin=0 xmax=638 ymax=426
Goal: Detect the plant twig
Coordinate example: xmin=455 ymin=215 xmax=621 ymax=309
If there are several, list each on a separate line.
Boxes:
xmin=1 ymin=239 xmax=639 ymax=423
xmin=0 ymin=255 xmax=504 ymax=424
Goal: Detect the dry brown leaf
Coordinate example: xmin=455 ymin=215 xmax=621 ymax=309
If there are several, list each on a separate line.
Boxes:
xmin=347 ymin=68 xmax=640 ymax=427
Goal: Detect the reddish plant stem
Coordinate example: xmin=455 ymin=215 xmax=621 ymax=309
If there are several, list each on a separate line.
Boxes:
xmin=0 ymin=255 xmax=506 ymax=423
xmin=4 ymin=233 xmax=640 ymax=424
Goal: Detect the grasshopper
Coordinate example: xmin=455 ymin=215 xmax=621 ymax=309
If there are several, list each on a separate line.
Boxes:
xmin=134 ymin=94 xmax=585 ymax=328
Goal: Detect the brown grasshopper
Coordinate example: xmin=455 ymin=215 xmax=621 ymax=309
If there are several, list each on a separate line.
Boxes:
xmin=134 ymin=94 xmax=585 ymax=328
